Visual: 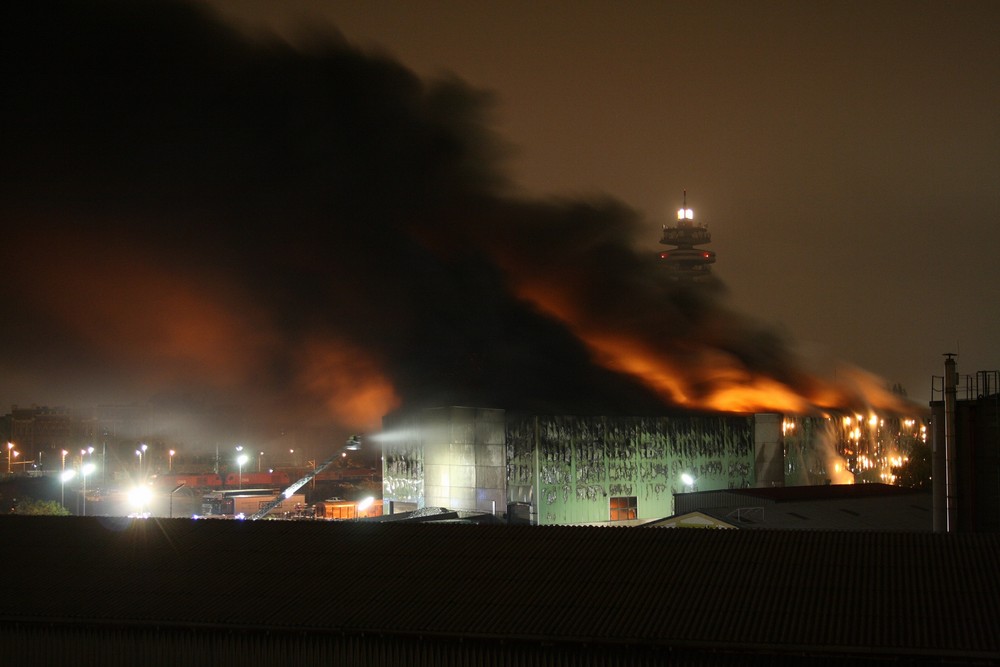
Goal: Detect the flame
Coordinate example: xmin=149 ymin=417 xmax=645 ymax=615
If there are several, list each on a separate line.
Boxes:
xmin=495 ymin=248 xmax=923 ymax=418
xmin=511 ymin=281 xmax=866 ymax=414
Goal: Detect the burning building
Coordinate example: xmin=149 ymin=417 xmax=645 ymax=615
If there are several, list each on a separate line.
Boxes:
xmin=381 ymin=405 xmax=923 ymax=525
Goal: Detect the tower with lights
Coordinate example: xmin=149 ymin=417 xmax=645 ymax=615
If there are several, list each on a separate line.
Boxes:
xmin=659 ymin=191 xmax=715 ymax=279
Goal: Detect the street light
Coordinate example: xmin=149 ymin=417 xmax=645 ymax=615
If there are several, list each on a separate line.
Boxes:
xmin=60 ymin=469 xmax=76 ymax=508
xmin=258 ymin=451 xmax=264 ymax=473
xmin=61 ymin=449 xmax=68 ymax=471
xmin=237 ymin=453 xmax=249 ymax=489
xmin=6 ymin=442 xmax=13 ymax=473
xmin=169 ymin=449 xmax=175 ymax=472
xmin=169 ymin=481 xmax=186 ymax=518
xmin=81 ymin=462 xmax=96 ymax=516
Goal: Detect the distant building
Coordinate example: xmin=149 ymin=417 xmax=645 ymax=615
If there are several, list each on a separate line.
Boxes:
xmin=382 ymin=407 xmax=506 ymax=516
xmin=7 ymin=405 xmax=79 ymax=465
xmin=658 ymin=191 xmax=716 ymax=280
xmin=382 ymin=404 xmax=928 ymax=525
xmin=664 ymin=483 xmax=932 ymax=531
xmin=382 ymin=407 xmax=755 ymax=523
xmin=930 ymin=357 xmax=1000 ymax=532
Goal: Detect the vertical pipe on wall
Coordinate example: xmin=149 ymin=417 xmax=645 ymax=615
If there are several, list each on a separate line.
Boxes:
xmin=944 ymin=354 xmax=958 ymax=532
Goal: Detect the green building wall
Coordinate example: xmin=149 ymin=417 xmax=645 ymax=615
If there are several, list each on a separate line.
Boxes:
xmin=506 ymin=414 xmax=755 ymax=524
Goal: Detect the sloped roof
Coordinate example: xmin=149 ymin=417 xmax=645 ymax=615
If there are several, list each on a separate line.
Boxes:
xmin=0 ymin=516 xmax=997 ymax=661
xmin=672 ymin=485 xmax=932 ymax=531
xmin=666 ymin=492 xmax=932 ymax=531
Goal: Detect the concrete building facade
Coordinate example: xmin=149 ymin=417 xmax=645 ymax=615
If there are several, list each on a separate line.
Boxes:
xmin=382 ymin=406 xmax=506 ymax=515
xmin=383 ymin=407 xmax=760 ymax=524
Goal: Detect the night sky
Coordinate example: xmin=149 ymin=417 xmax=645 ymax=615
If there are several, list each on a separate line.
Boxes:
xmin=2 ymin=1 xmax=996 ymax=434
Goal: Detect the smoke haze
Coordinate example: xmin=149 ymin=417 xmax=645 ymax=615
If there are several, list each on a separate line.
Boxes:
xmin=0 ymin=1 xmax=908 ymax=440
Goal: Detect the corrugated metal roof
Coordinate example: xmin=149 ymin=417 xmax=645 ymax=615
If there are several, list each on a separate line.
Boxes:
xmin=667 ymin=492 xmax=933 ymax=531
xmin=0 ymin=516 xmax=997 ymax=661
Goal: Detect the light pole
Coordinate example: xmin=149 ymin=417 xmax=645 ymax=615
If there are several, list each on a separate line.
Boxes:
xmin=237 ymin=453 xmax=249 ymax=489
xmin=6 ymin=442 xmax=13 ymax=473
xmin=61 ymin=449 xmax=68 ymax=471
xmin=258 ymin=451 xmax=264 ymax=473
xmin=169 ymin=481 xmax=186 ymax=518
xmin=60 ymin=469 xmax=76 ymax=509
xmin=169 ymin=449 xmax=175 ymax=472
xmin=81 ymin=462 xmax=96 ymax=516
xmin=136 ymin=443 xmax=147 ymax=480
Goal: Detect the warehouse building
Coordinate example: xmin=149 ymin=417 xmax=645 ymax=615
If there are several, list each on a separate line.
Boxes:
xmin=1 ymin=516 xmax=997 ymax=666
xmin=381 ymin=407 xmax=874 ymax=524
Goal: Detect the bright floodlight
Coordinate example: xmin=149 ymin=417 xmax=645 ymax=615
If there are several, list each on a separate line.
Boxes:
xmin=81 ymin=462 xmax=96 ymax=477
xmin=677 ymin=208 xmax=694 ymax=220
xmin=128 ymin=486 xmax=153 ymax=508
xmin=237 ymin=454 xmax=249 ymax=466
xmin=60 ymin=469 xmax=77 ymax=483
xmin=681 ymin=473 xmax=695 ymax=486
xmin=357 ymin=496 xmax=375 ymax=512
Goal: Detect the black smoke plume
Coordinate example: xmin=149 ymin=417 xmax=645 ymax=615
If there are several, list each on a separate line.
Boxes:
xmin=0 ymin=1 xmax=874 ymax=440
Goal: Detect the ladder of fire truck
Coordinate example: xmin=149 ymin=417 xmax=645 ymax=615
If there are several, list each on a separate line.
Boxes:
xmin=248 ymin=436 xmax=360 ymax=521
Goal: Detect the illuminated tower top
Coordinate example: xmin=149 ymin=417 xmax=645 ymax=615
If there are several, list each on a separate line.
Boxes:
xmin=659 ymin=191 xmax=716 ymax=279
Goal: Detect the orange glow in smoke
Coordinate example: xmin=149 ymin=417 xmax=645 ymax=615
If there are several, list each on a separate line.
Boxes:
xmin=512 ymin=280 xmax=914 ymax=416
xmin=297 ymin=339 xmax=400 ymax=430
xmin=580 ymin=332 xmax=816 ymax=413
xmin=7 ymin=226 xmax=401 ymax=430
xmin=17 ymin=233 xmax=275 ymax=388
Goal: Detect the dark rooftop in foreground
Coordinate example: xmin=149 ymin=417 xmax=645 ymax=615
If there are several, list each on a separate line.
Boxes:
xmin=1 ymin=516 xmax=998 ymax=665
xmin=667 ymin=485 xmax=933 ymax=531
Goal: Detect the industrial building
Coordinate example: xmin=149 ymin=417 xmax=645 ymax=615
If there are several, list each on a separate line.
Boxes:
xmin=381 ymin=407 xmax=894 ymax=524
xmin=930 ymin=357 xmax=1000 ymax=532
xmin=2 ymin=516 xmax=998 ymax=666
xmin=664 ymin=483 xmax=932 ymax=530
